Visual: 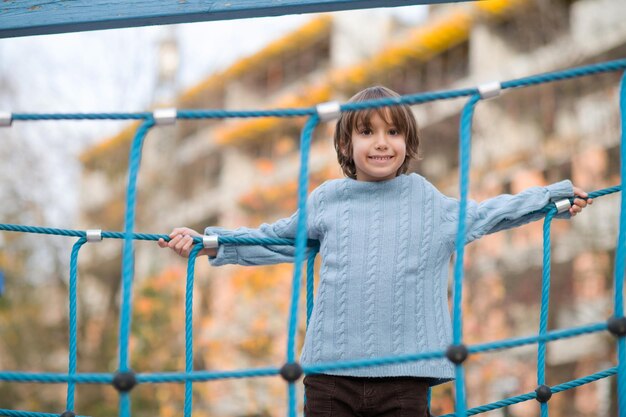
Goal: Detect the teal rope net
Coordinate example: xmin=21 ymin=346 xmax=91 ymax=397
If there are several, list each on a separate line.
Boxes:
xmin=1 ymin=58 xmax=626 ymax=417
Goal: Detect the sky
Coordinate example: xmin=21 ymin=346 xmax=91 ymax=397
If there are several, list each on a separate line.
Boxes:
xmin=0 ymin=5 xmax=428 ymax=126
xmin=0 ymin=4 xmax=427 ymax=239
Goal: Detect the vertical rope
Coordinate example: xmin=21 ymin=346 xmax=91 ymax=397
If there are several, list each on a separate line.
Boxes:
xmin=453 ymin=94 xmax=480 ymax=417
xmin=302 ymin=245 xmax=319 ymax=412
xmin=118 ymin=118 xmax=155 ymax=417
xmin=615 ymin=71 xmax=626 ymax=417
xmin=4 ymin=60 xmax=626 ymax=417
xmin=184 ymin=243 xmax=203 ymax=417
xmin=66 ymin=237 xmax=87 ymax=411
xmin=306 ymin=246 xmax=319 ymax=330
xmin=288 ymin=382 xmax=297 ymax=417
xmin=538 ymin=209 xmax=556 ymax=417
xmin=119 ymin=394 xmax=130 ymax=417
xmin=286 ymin=114 xmax=319 ymax=417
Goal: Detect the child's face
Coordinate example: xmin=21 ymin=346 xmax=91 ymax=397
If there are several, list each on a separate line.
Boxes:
xmin=351 ymin=110 xmax=406 ymax=182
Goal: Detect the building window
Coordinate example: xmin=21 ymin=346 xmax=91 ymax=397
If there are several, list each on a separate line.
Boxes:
xmin=490 ymin=0 xmax=574 ymax=53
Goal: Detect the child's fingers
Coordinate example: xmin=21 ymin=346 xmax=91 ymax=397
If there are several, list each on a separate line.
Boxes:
xmin=168 ymin=234 xmax=184 ymax=250
xmin=174 ymin=235 xmax=188 ymax=252
xmin=572 ymin=186 xmax=588 ymax=199
xmin=182 ymin=236 xmax=194 ymax=255
xmin=573 ymin=198 xmax=587 ymax=208
xmin=169 ymin=227 xmax=190 ymax=238
xmin=162 ymin=229 xmax=204 ymax=257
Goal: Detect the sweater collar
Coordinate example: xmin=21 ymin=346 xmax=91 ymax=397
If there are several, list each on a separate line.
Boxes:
xmin=343 ymin=174 xmax=408 ymax=190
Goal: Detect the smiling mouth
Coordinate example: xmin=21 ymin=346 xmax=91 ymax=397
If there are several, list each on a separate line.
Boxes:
xmin=368 ymin=156 xmax=393 ymax=161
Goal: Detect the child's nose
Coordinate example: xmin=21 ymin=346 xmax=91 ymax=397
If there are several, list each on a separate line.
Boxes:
xmin=374 ymin=133 xmax=389 ymax=149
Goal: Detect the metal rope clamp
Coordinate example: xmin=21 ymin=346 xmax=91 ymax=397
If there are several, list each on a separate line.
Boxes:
xmin=555 ymin=199 xmax=572 ymax=214
xmin=0 ymin=112 xmax=12 ymax=127
xmin=316 ymin=101 xmax=341 ymax=122
xmin=203 ymin=235 xmax=219 ymax=249
xmin=86 ymin=229 xmax=103 ymax=242
xmin=153 ymin=108 xmax=177 ymax=125
xmin=478 ymin=82 xmax=502 ymax=100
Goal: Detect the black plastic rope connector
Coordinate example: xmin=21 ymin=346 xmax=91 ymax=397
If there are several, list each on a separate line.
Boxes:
xmin=445 ymin=344 xmax=468 ymax=364
xmin=608 ymin=316 xmax=626 ymax=337
xmin=60 ymin=411 xmax=76 ymax=417
xmin=279 ymin=362 xmax=303 ymax=382
xmin=113 ymin=370 xmax=137 ymax=392
xmin=535 ymin=384 xmax=552 ymax=403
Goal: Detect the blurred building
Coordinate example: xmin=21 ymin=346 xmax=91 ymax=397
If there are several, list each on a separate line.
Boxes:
xmin=79 ymin=0 xmax=626 ymax=416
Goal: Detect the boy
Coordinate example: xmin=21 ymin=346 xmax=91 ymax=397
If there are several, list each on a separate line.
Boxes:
xmin=159 ymin=86 xmax=591 ymax=416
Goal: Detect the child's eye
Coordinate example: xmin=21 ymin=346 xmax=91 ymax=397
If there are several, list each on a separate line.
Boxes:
xmin=359 ymin=128 xmax=372 ymax=135
xmin=388 ymin=129 xmax=400 ymax=135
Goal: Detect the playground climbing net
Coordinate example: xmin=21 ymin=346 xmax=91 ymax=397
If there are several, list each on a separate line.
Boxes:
xmin=1 ymin=59 xmax=626 ymax=417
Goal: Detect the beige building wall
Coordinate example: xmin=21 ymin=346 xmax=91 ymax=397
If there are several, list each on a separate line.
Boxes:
xmin=78 ymin=1 xmax=626 ymax=416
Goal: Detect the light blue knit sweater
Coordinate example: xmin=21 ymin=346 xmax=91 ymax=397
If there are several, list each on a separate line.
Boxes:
xmin=206 ymin=173 xmax=573 ymax=384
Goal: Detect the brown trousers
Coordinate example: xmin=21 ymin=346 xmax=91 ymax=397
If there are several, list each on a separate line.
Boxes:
xmin=304 ymin=374 xmax=432 ymax=417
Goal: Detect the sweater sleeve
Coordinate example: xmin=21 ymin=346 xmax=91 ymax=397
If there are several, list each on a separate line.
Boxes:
xmin=204 ymin=185 xmax=322 ymax=266
xmin=441 ymin=180 xmax=574 ymax=244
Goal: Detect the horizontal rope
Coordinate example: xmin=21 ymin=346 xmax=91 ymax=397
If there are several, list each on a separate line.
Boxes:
xmin=0 ymin=410 xmax=89 ymax=417
xmin=3 ymin=58 xmax=625 ymax=417
xmin=0 ymin=224 xmax=319 ymax=247
xmin=440 ymin=367 xmax=617 ymax=417
xmin=0 ymin=321 xmax=606 ymax=384
xmin=1 ymin=184 xmax=617 ymax=247
xmin=8 ymin=59 xmax=625 ymax=122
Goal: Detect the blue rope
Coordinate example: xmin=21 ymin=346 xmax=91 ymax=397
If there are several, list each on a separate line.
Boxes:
xmin=118 ymin=118 xmax=155 ymax=417
xmin=0 ymin=182 xmax=619 ymax=240
xmin=3 ymin=58 xmax=626 ymax=417
xmin=440 ymin=368 xmax=617 ymax=417
xmin=137 ymin=368 xmax=279 ymax=382
xmin=452 ymin=93 xmax=480 ymax=417
xmin=66 ymin=238 xmax=86 ymax=411
xmin=0 ymin=411 xmax=90 ymax=417
xmin=538 ymin=209 xmax=556 ymax=417
xmin=0 ymin=224 xmax=320 ymax=248
xmin=8 ymin=60 xmax=625 ymax=124
xmin=184 ymin=243 xmax=204 ymax=417
xmin=0 ymin=321 xmax=606 ymax=384
xmin=467 ymin=322 xmax=607 ymax=355
xmin=287 ymin=114 xmax=319 ymax=363
xmin=616 ymin=71 xmax=626 ymax=417
xmin=0 ymin=373 xmax=113 ymax=383
xmin=285 ymin=114 xmax=319 ymax=417
xmin=440 ymin=367 xmax=618 ymax=417
xmin=119 ymin=119 xmax=154 ymax=373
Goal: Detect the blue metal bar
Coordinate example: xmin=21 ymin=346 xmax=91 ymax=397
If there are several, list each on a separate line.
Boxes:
xmin=0 ymin=0 xmax=469 ymax=39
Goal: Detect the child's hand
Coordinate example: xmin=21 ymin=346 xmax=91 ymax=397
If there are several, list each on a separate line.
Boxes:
xmin=570 ymin=186 xmax=593 ymax=217
xmin=157 ymin=227 xmax=217 ymax=258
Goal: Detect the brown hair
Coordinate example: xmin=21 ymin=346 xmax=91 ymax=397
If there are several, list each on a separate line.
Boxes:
xmin=333 ymin=86 xmax=420 ymax=180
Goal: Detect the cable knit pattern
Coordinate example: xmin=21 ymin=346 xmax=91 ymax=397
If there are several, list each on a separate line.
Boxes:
xmin=311 ymin=184 xmax=328 ymax=362
xmin=334 ymin=180 xmax=351 ymax=358
xmin=432 ymin=239 xmax=448 ymax=350
xmin=414 ymin=179 xmax=430 ymax=353
xmin=316 ymin=182 xmax=327 ymax=236
xmin=206 ymin=174 xmax=574 ymax=382
xmin=363 ymin=187 xmax=382 ymax=357
xmin=391 ymin=177 xmax=410 ymax=354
